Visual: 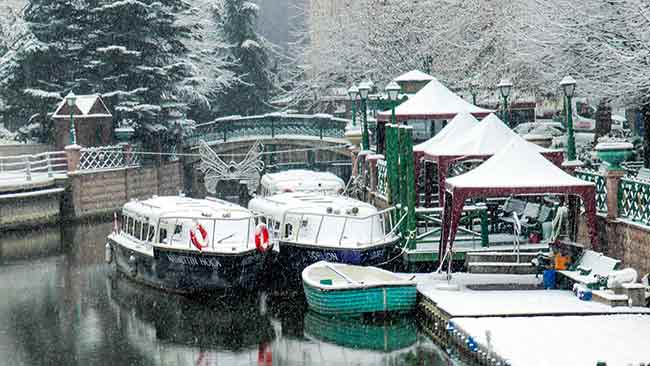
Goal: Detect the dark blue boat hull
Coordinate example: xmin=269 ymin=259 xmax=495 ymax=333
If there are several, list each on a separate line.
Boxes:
xmin=109 ymin=240 xmax=267 ymax=292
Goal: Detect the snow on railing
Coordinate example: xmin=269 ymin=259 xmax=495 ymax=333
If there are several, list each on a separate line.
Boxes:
xmin=618 ymin=176 xmax=650 ymax=226
xmin=0 ymin=151 xmax=68 ymax=183
xmin=575 ymin=168 xmax=607 ymax=214
xmin=78 ymin=145 xmax=140 ymax=171
xmin=376 ymin=159 xmax=388 ymax=198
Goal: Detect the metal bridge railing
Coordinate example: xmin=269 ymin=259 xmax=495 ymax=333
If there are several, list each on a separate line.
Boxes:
xmin=78 ymin=145 xmax=140 ymax=171
xmin=185 ymin=113 xmax=349 ymax=146
xmin=0 ymin=151 xmax=67 ymax=183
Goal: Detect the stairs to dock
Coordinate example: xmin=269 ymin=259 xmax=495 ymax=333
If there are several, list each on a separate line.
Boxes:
xmin=465 ymin=251 xmax=544 ymax=274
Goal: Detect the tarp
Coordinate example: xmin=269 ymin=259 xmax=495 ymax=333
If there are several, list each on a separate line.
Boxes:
xmin=439 ymin=139 xmax=599 ymax=261
xmin=377 ymin=78 xmax=493 ymax=122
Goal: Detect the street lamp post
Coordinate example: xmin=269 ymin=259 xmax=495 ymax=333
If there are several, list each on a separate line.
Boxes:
xmin=560 ymin=76 xmax=577 ymax=161
xmin=469 ymin=81 xmax=478 ymax=106
xmin=358 ymin=81 xmax=371 ymax=150
xmin=347 ymin=84 xmax=359 ymax=127
xmin=497 ymin=79 xmax=513 ymax=127
xmin=386 ymin=81 xmax=400 ymax=125
xmin=66 ymin=92 xmax=77 ymax=145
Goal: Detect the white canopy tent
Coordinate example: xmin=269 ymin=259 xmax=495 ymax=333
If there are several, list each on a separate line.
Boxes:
xmin=414 ymin=112 xmax=479 ymax=153
xmin=377 ymin=77 xmax=492 ymax=122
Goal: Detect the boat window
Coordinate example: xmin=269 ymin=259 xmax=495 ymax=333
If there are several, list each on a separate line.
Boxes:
xmin=174 ymin=224 xmax=182 ymax=235
xmin=121 ymin=216 xmax=127 ymax=232
xmin=297 ymin=215 xmax=322 ymax=244
xmin=142 ymin=223 xmax=150 ymax=241
xmin=127 ymin=217 xmax=134 ymax=236
xmin=318 ymin=216 xmax=346 ymax=244
xmin=213 ymin=218 xmax=249 ymax=245
xmin=284 ymin=223 xmax=293 ymax=239
xmin=147 ymin=225 xmax=155 ymax=241
xmin=260 ymin=216 xmax=266 ymax=224
xmin=134 ymin=221 xmax=142 ymax=240
xmin=159 ymin=228 xmax=168 ymax=244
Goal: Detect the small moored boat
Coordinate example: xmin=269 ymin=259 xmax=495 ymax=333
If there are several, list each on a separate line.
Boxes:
xmin=302 ymin=261 xmax=417 ymax=316
xmin=106 ymin=195 xmax=271 ymax=293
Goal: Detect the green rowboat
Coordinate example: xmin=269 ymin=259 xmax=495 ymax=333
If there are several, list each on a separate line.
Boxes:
xmin=302 ymin=261 xmax=417 ymax=316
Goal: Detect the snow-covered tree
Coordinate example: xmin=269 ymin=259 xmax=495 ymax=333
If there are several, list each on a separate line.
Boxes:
xmin=213 ymin=0 xmax=275 ymax=116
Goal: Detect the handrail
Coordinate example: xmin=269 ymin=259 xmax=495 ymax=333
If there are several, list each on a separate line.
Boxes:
xmin=0 ymin=150 xmax=68 ymax=182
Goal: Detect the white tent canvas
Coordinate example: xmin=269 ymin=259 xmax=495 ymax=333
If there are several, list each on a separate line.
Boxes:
xmin=377 ymin=77 xmax=492 ymax=122
xmin=423 ymin=113 xmax=550 ymax=157
xmin=446 ymin=138 xmax=591 ymax=189
xmin=414 ymin=112 xmax=478 ymax=152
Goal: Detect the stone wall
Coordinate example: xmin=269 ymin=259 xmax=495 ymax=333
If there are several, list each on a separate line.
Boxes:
xmin=0 ymin=144 xmax=54 ymax=157
xmin=577 ymin=214 xmax=650 ymax=278
xmin=68 ymin=161 xmax=183 ymax=219
xmin=0 ymin=188 xmax=63 ymax=230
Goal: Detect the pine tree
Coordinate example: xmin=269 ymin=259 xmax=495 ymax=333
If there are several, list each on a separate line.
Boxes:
xmin=214 ymin=0 xmax=274 ymax=116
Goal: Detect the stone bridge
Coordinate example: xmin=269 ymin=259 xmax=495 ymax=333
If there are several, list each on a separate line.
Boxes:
xmin=183 ymin=113 xmax=354 ymax=196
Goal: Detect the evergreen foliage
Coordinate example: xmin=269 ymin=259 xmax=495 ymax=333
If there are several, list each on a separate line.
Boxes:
xmin=214 ymin=0 xmax=273 ymax=116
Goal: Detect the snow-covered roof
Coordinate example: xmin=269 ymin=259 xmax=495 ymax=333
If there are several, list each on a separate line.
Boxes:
xmin=446 ymin=138 xmax=592 ymax=190
xmin=123 ymin=196 xmax=253 ymax=221
xmin=52 ymin=93 xmax=112 ymax=119
xmin=377 ymin=78 xmax=493 ymax=121
xmin=248 ymin=192 xmax=379 ymax=220
xmin=424 ymin=113 xmax=550 ymax=157
xmin=393 ymin=70 xmax=435 ymax=82
xmin=414 ymin=112 xmax=478 ymax=152
xmin=260 ymin=169 xmax=345 ymax=195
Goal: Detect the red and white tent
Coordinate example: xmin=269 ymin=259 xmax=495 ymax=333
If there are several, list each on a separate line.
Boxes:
xmin=419 ymin=114 xmax=564 ymax=207
xmin=377 ymin=77 xmax=492 ymax=122
xmin=439 ymin=138 xmax=599 ymax=260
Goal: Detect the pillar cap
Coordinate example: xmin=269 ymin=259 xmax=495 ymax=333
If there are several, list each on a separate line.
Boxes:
xmin=65 ymin=144 xmax=82 ymax=151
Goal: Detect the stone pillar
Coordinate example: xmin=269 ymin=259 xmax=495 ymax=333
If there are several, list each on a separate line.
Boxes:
xmin=367 ymin=154 xmax=383 ymax=193
xmin=121 ymin=142 xmax=132 ymax=166
xmin=65 ymin=144 xmax=82 ymax=172
xmin=605 ymin=169 xmax=624 ymax=220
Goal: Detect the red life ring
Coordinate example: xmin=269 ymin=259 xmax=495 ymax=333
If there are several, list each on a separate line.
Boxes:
xmin=190 ymin=223 xmax=208 ymax=251
xmin=255 ymin=223 xmax=270 ymax=252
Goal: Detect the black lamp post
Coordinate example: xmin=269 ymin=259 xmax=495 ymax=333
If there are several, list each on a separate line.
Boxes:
xmin=347 ymin=84 xmax=359 ymax=127
xmin=358 ymin=81 xmax=371 ymax=150
xmin=560 ymin=75 xmax=577 ymax=161
xmin=497 ymin=79 xmax=513 ymax=127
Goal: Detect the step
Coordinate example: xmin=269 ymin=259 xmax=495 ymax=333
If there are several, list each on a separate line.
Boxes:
xmin=465 ymin=252 xmax=540 ymax=264
xmin=467 ymin=262 xmax=537 ymax=275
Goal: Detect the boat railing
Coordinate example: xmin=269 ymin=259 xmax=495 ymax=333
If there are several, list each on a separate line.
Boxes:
xmin=282 ymin=207 xmax=398 ymax=247
xmin=157 ymin=215 xmax=256 ymax=251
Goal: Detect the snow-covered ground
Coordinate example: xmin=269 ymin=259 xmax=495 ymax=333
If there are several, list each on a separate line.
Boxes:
xmin=416 ymin=273 xmax=650 ymax=317
xmin=453 ymin=314 xmax=650 ymax=366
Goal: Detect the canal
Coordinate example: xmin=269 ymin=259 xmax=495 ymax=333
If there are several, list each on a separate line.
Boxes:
xmin=0 ymin=220 xmax=464 ymax=366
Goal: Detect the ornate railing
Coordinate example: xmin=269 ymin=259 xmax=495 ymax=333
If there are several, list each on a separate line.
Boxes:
xmin=376 ymin=159 xmax=387 ymax=198
xmin=0 ymin=151 xmax=67 ymax=183
xmin=575 ymin=168 xmax=607 ymax=214
xmin=79 ymin=145 xmax=140 ymax=171
xmin=185 ymin=113 xmax=349 ymax=146
xmin=618 ymin=177 xmax=650 ymax=226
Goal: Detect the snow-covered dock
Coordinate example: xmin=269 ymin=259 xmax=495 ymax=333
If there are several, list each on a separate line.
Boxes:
xmin=414 ymin=273 xmax=650 ymax=365
xmin=416 ymin=273 xmax=650 ymax=318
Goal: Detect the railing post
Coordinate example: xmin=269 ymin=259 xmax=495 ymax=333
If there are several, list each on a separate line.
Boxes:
xmin=367 ymin=154 xmax=382 ymax=194
xmin=65 ymin=144 xmax=82 ymax=173
xmin=605 ymin=169 xmax=624 ymax=220
xmin=479 ymin=206 xmax=489 ymax=247
xmin=121 ymin=143 xmax=133 ymax=166
xmin=47 ymin=152 xmax=53 ymax=178
xmin=401 ymin=126 xmax=417 ymax=250
xmin=24 ymin=156 xmax=31 ymax=181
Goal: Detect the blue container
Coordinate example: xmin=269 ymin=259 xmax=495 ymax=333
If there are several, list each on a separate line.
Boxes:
xmin=578 ymin=289 xmax=592 ymax=301
xmin=543 ymin=270 xmax=556 ymax=289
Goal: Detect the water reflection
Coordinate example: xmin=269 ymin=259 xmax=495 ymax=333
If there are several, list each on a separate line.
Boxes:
xmin=0 ymin=221 xmax=461 ymax=366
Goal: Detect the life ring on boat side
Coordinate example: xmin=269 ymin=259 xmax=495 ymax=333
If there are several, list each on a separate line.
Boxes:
xmin=255 ymin=223 xmax=270 ymax=253
xmin=190 ymin=223 xmax=208 ymax=250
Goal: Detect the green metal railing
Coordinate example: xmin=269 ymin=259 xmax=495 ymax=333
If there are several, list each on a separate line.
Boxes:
xmin=185 ymin=113 xmax=349 ymax=146
xmin=575 ymin=169 xmax=608 ymax=214
xmin=618 ymin=176 xmax=650 ymax=226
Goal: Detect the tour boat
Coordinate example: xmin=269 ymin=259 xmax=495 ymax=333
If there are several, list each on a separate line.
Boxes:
xmin=258 ymin=169 xmax=345 ymax=197
xmin=302 ymin=261 xmax=417 ymax=316
xmin=247 ymin=192 xmax=400 ymax=276
xmin=106 ymin=195 xmax=272 ymax=292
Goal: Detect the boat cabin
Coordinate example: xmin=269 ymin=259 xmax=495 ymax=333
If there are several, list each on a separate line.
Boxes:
xmin=248 ymin=192 xmax=396 ymax=248
xmin=119 ymin=196 xmax=257 ymax=253
xmin=258 ymin=170 xmax=345 ymax=197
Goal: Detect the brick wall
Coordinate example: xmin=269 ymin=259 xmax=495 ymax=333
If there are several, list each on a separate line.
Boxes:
xmin=578 ymin=214 xmax=650 ymax=277
xmin=68 ymin=161 xmax=183 ymax=218
xmin=0 ymin=189 xmax=63 ymax=229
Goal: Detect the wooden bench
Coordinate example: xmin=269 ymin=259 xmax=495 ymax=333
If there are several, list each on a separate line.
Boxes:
xmin=558 ymin=250 xmax=621 ymax=289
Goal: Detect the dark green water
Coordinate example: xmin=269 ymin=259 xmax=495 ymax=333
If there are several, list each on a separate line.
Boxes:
xmin=0 ymin=221 xmax=461 ymax=366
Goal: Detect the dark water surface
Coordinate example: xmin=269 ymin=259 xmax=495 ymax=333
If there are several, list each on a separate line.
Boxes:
xmin=0 ymin=221 xmax=461 ymax=366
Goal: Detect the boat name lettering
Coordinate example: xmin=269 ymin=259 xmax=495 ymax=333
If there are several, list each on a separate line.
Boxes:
xmin=166 ymin=254 xmax=222 ymax=268
xmin=306 ymin=251 xmax=339 ymax=262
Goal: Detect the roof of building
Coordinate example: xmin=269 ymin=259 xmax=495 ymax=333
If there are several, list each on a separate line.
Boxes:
xmin=52 ymin=93 xmax=112 ymax=119
xmin=393 ymin=70 xmax=435 ymax=82
xmin=377 ymin=78 xmax=493 ymax=121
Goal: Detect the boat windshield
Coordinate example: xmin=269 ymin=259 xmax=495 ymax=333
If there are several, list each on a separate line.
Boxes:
xmin=158 ymin=215 xmax=255 ymax=250
xmin=283 ymin=208 xmax=395 ymax=247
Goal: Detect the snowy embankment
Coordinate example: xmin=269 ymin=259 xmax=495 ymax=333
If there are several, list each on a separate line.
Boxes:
xmin=453 ymin=314 xmax=650 ymax=366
